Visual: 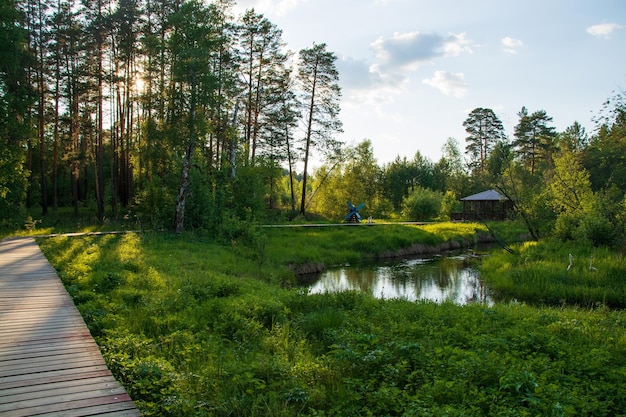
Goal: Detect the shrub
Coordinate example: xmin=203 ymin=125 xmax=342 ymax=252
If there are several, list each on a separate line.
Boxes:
xmin=553 ymin=211 xmax=581 ymax=241
xmin=130 ymin=181 xmax=175 ymax=230
xmin=575 ymin=215 xmax=617 ymax=247
xmin=438 ymin=190 xmax=460 ymax=221
xmin=370 ymin=196 xmax=394 ymax=219
xmin=401 ymin=187 xmax=443 ymax=221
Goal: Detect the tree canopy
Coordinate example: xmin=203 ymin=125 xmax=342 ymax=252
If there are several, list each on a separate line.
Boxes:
xmin=0 ymin=0 xmax=625 ymax=247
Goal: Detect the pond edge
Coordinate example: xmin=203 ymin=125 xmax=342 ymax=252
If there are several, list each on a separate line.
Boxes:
xmin=289 ymin=233 xmax=496 ymax=275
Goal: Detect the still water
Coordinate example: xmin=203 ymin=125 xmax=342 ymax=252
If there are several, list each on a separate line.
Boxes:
xmin=305 ymin=252 xmax=493 ymax=305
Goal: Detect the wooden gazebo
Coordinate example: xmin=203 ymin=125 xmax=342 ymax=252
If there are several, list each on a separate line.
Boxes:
xmin=452 ymin=189 xmax=513 ymax=221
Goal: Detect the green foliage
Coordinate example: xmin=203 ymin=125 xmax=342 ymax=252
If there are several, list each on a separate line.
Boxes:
xmin=370 ymin=195 xmax=394 ymax=219
xmin=401 ymin=186 xmax=443 ymax=221
xmin=297 ymin=42 xmax=343 ymax=217
xmin=513 ymin=107 xmax=557 ymax=175
xmin=463 ymin=107 xmax=506 ymax=174
xmin=37 ymin=229 xmax=626 ymax=416
xmin=482 ymin=240 xmax=626 ymax=307
xmin=553 ymin=211 xmax=580 ymax=241
xmin=381 ymin=152 xmax=447 ymax=212
xmin=545 ymin=150 xmax=620 ymax=247
xmin=439 ymin=190 xmax=461 ymax=220
xmin=545 ymin=151 xmax=622 ymax=246
xmin=0 ymin=0 xmax=32 ymax=225
xmin=547 ymin=150 xmax=595 ymax=216
xmin=309 ymin=140 xmax=382 ymax=221
xmin=130 ymin=179 xmax=176 ymax=230
xmin=585 ymin=92 xmax=626 ymax=195
xmin=498 ymin=162 xmax=554 ymax=240
xmin=574 ymin=214 xmax=617 ymax=247
xmin=263 ymin=222 xmax=486 ymax=268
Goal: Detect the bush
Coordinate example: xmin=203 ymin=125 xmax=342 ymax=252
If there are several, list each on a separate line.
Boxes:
xmin=130 ymin=181 xmax=175 ymax=230
xmin=438 ymin=190 xmax=460 ymax=221
xmin=575 ymin=215 xmax=617 ymax=247
xmin=401 ymin=187 xmax=443 ymax=221
xmin=370 ymin=196 xmax=394 ymax=219
xmin=553 ymin=211 xmax=581 ymax=241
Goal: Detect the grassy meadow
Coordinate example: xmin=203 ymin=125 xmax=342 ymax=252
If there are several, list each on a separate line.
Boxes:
xmin=482 ymin=239 xmax=626 ymax=308
xmin=33 ymin=222 xmax=626 ymax=416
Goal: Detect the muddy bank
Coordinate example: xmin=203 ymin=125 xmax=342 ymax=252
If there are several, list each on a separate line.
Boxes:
xmin=288 ymin=262 xmax=327 ymax=275
xmin=288 ymin=233 xmax=496 ymax=275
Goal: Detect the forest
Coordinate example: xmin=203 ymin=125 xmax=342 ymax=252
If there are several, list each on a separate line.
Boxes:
xmin=4 ymin=1 xmax=626 ymax=415
xmin=1 ymin=0 xmax=626 ymax=244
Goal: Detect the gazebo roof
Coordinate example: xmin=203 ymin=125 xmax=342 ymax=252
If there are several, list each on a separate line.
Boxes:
xmin=461 ymin=189 xmax=508 ymax=201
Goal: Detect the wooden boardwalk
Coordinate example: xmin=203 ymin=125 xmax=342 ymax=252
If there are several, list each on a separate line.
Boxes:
xmin=0 ymin=237 xmax=140 ymax=417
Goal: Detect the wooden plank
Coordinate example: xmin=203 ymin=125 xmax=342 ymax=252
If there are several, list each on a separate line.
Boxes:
xmin=0 ymin=349 xmax=106 ymax=374
xmin=0 ymin=355 xmax=109 ymax=379
xmin=0 ymin=333 xmax=93 ymax=349
xmin=0 ymin=320 xmax=87 ymax=335
xmin=0 ymin=334 xmax=93 ymax=350
xmin=0 ymin=389 xmax=132 ymax=416
xmin=0 ymin=314 xmax=85 ymax=330
xmin=0 ymin=328 xmax=93 ymax=346
xmin=0 ymin=237 xmax=139 ymax=416
xmin=0 ymin=343 xmax=95 ymax=362
xmin=0 ymin=280 xmax=63 ymax=289
xmin=0 ymin=375 xmax=118 ymax=399
xmin=0 ymin=319 xmax=90 ymax=334
xmin=34 ymin=403 xmax=141 ymax=417
xmin=0 ymin=367 xmax=113 ymax=390
xmin=0 ymin=378 xmax=122 ymax=403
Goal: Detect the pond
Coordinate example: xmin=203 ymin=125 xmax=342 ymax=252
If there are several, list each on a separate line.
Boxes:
xmin=302 ymin=250 xmax=494 ymax=305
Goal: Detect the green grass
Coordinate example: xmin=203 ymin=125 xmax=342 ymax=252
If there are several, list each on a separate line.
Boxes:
xmin=482 ymin=239 xmax=626 ymax=307
xmin=262 ymin=222 xmax=487 ymax=267
xmin=1 ymin=206 xmax=142 ymax=240
xmin=34 ymin=224 xmax=626 ymax=416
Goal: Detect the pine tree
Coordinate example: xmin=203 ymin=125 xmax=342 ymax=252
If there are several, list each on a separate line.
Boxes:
xmin=238 ymin=10 xmax=289 ymax=166
xmin=513 ymin=106 xmax=556 ymax=175
xmin=0 ymin=0 xmax=34 ymax=218
xmin=463 ymin=107 xmax=505 ymax=174
xmin=297 ymin=42 xmax=342 ymax=216
xmin=170 ymin=0 xmax=221 ymax=233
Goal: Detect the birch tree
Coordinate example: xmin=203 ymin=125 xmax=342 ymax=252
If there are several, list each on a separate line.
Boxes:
xmin=170 ymin=0 xmax=219 ymax=233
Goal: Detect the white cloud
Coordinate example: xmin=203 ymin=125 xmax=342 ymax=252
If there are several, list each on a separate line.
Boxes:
xmin=337 ymin=56 xmax=407 ymax=114
xmin=370 ymin=31 xmax=475 ymax=72
xmin=423 ymin=70 xmax=468 ymax=98
xmin=501 ymin=36 xmax=523 ymax=54
xmin=337 ymin=56 xmax=404 ymax=91
xmin=586 ymin=22 xmax=623 ymax=38
xmin=442 ymin=33 xmax=474 ymax=57
xmin=371 ymin=31 xmax=441 ymax=71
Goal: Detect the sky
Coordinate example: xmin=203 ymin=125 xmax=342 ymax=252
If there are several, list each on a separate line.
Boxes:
xmin=233 ymin=0 xmax=626 ymax=165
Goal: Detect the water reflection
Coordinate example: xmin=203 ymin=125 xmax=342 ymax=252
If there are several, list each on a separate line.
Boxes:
xmin=306 ymin=254 xmax=493 ymax=305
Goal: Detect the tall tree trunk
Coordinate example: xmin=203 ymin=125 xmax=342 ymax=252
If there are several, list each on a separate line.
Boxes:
xmin=37 ymin=46 xmax=47 ymax=213
xmin=299 ymin=64 xmax=317 ymax=216
xmin=95 ymin=37 xmax=105 ymax=221
xmin=173 ymin=83 xmax=197 ymax=233
xmin=52 ymin=18 xmax=60 ymax=210
xmin=70 ymin=92 xmax=80 ymax=216
xmin=286 ymin=126 xmax=296 ymax=212
xmin=173 ymin=139 xmax=193 ymax=233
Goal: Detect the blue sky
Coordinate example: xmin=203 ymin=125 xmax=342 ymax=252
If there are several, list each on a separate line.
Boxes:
xmin=234 ymin=0 xmax=626 ymax=164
